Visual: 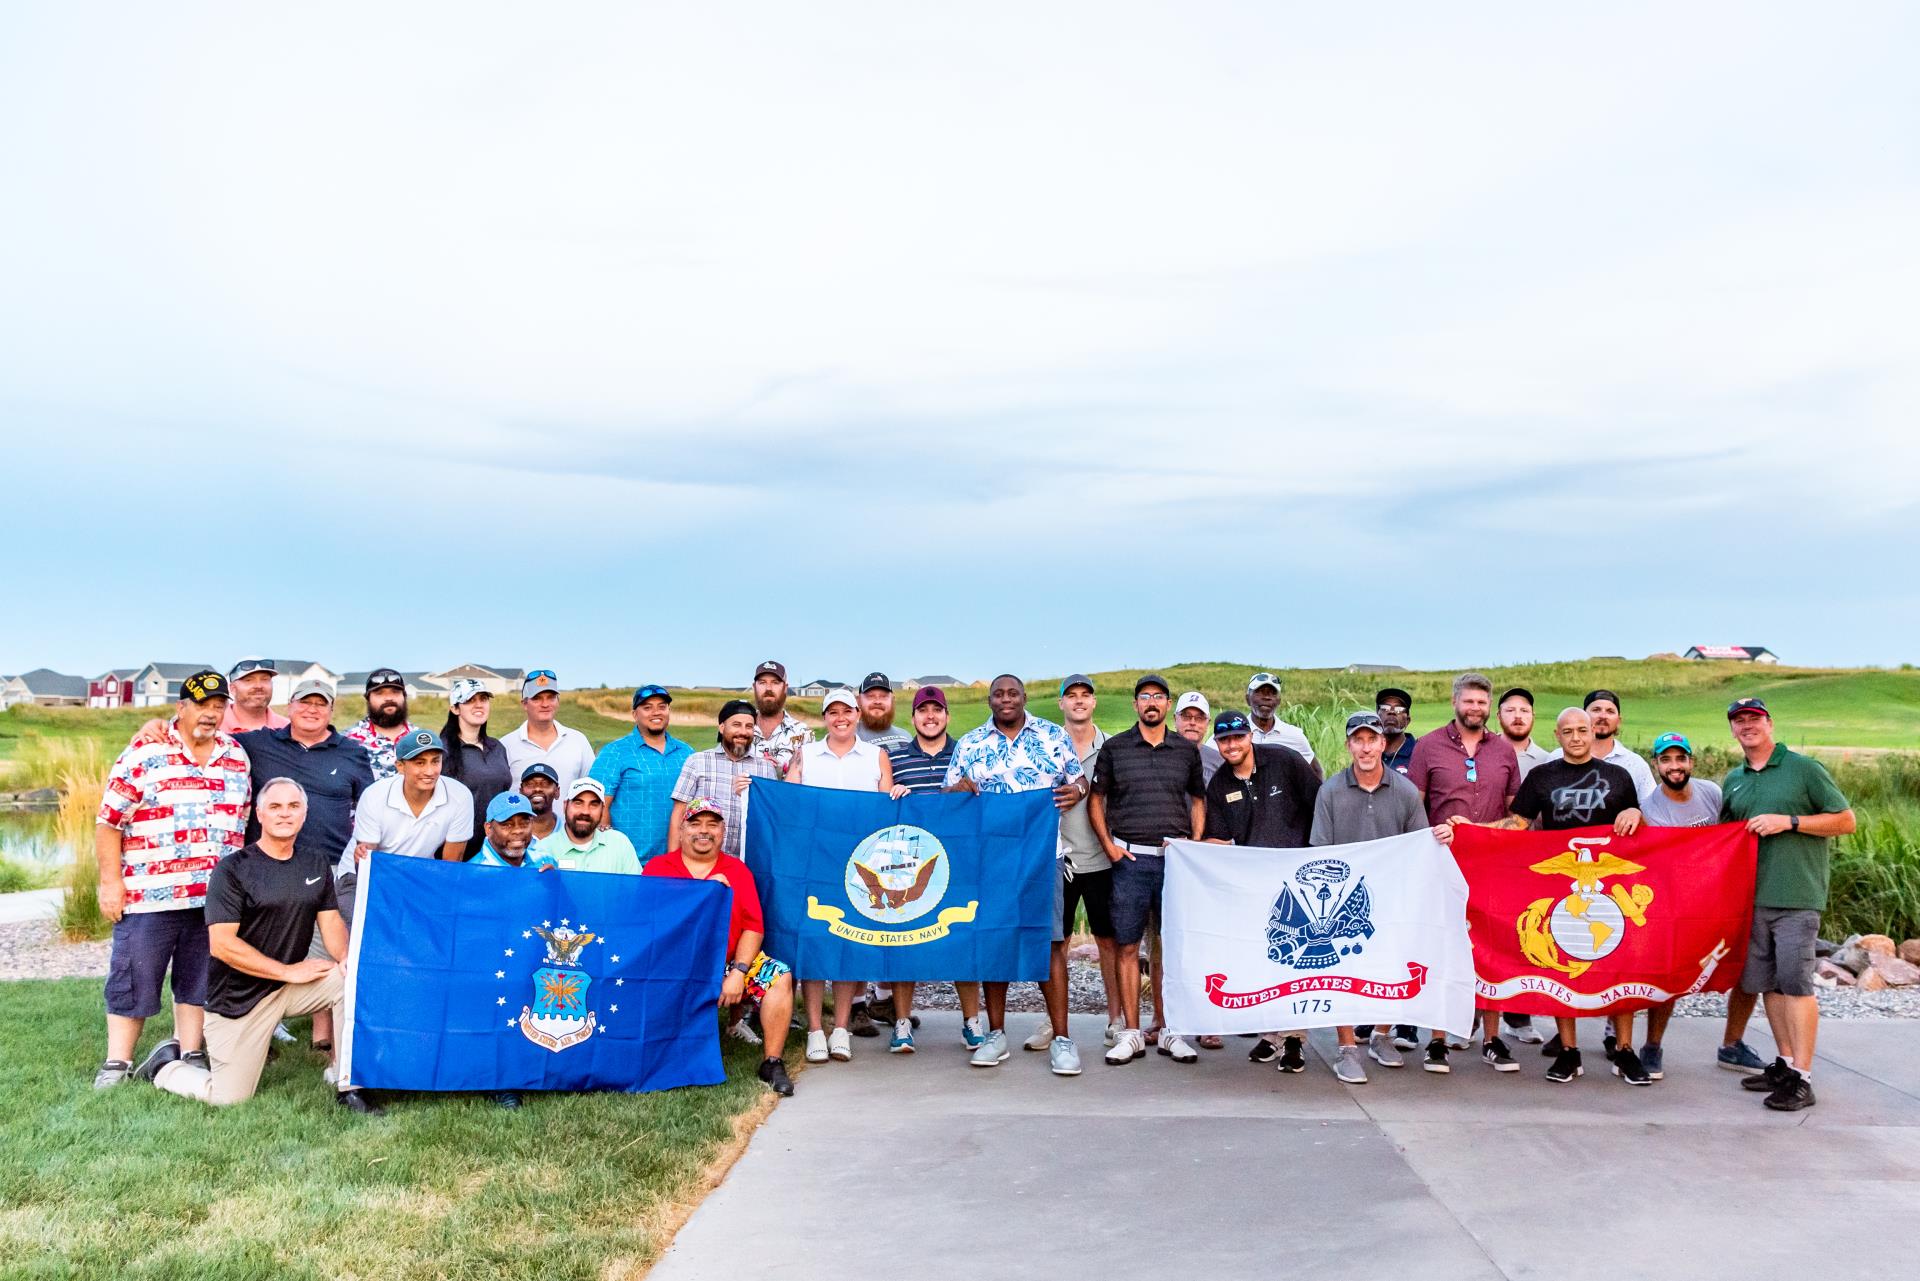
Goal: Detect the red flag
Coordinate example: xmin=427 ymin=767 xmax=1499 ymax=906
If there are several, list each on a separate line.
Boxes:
xmin=1450 ymin=823 xmax=1757 ymax=1016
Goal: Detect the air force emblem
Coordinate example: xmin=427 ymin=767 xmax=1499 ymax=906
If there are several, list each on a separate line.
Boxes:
xmin=1266 ymin=858 xmax=1375 ymax=971
xmin=520 ymin=923 xmax=601 ymax=1052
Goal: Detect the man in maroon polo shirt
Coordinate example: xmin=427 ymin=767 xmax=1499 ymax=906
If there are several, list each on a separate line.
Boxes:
xmin=1408 ymin=671 xmax=1522 ymax=1070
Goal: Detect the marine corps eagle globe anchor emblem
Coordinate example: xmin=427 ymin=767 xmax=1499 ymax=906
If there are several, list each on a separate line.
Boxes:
xmin=1516 ymin=837 xmax=1655 ymax=978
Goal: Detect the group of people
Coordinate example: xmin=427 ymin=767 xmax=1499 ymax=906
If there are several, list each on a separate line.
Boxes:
xmin=88 ymin=657 xmax=1855 ymax=1117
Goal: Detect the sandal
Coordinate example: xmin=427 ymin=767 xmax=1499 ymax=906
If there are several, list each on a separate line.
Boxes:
xmin=311 ymin=1040 xmax=333 ymax=1055
xmin=1197 ymin=1035 xmax=1223 ymax=1050
xmin=1144 ymin=1025 xmax=1164 ymax=1046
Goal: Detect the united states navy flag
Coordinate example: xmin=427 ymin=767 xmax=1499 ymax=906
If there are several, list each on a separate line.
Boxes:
xmin=339 ymin=853 xmax=728 ymax=1093
xmin=743 ymin=778 xmax=1055 ymax=981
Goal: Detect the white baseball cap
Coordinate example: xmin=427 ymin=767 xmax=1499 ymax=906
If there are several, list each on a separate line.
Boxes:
xmin=823 ymin=687 xmax=858 ymax=711
xmin=1175 ymin=691 xmax=1211 ymax=717
xmin=566 ymin=777 xmax=607 ymax=800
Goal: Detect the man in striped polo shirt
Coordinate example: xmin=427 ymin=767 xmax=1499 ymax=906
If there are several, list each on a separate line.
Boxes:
xmin=874 ymin=686 xmax=957 ymax=1051
xmin=93 ymin=670 xmax=253 ymax=1089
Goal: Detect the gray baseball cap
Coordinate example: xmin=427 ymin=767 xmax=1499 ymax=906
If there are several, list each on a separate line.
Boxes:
xmin=289 ymin=678 xmax=335 ymax=703
xmin=1345 ymin=711 xmax=1385 ymax=736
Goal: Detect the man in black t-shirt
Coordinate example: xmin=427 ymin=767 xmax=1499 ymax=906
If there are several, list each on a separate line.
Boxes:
xmin=1203 ymin=712 xmax=1320 ymax=848
xmin=150 ymin=777 xmax=383 ymax=1114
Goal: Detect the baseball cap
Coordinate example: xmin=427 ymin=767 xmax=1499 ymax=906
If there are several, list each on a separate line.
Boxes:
xmin=1213 ymin=711 xmax=1252 ymax=739
xmin=683 ymin=797 xmax=726 ymax=824
xmin=1499 ymin=687 xmax=1534 ymax=708
xmin=912 ymin=686 xmax=948 ymax=710
xmin=228 ymin=658 xmax=276 ymax=679
xmin=365 ymin=668 xmax=406 ymax=694
xmin=485 ymin=791 xmax=534 ymax=824
xmin=180 ymin=670 xmax=229 ymax=703
xmin=1375 ymin=687 xmax=1412 ymax=709
xmin=448 ymin=677 xmax=488 ymax=706
xmin=1346 ymin=711 xmax=1386 ymax=736
xmin=860 ymin=672 xmax=892 ymax=694
xmin=823 ymin=687 xmax=857 ymax=711
xmin=754 ymin=660 xmax=787 ymax=682
xmin=522 ymin=670 xmax=560 ymax=699
xmin=394 ymin=728 xmax=445 ymax=761
xmin=1652 ymin=732 xmax=1693 ymax=757
xmin=519 ymin=762 xmax=559 ymax=785
xmin=1727 ymin=697 xmax=1770 ymax=720
xmin=717 ymin=698 xmax=755 ymax=723
xmin=289 ymin=678 xmax=335 ymax=704
xmin=1247 ymin=672 xmax=1282 ymax=694
xmin=1134 ymin=673 xmax=1171 ymax=697
xmin=1176 ymin=691 xmax=1211 ymax=717
xmin=1583 ymin=689 xmax=1622 ymax=711
xmin=632 ymin=683 xmax=671 ymax=707
xmin=566 ymin=776 xmax=607 ymax=800
xmin=1059 ymin=674 xmax=1095 ymax=697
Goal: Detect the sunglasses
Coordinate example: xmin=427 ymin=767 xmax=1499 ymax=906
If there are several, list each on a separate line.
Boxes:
xmin=1465 ymin=757 xmax=1478 ymax=784
xmin=526 ymin=669 xmax=557 ymax=682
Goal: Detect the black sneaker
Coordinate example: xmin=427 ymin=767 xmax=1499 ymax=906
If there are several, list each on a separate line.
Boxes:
xmin=1278 ymin=1037 xmax=1307 ymax=1073
xmin=1541 ymin=1031 xmax=1564 ymax=1057
xmin=758 ymin=1056 xmax=795 ymax=1097
xmin=1482 ymin=1036 xmax=1519 ymax=1073
xmin=1392 ymin=1025 xmax=1420 ymax=1051
xmin=1763 ymin=1071 xmax=1815 ymax=1112
xmin=1611 ymin=1047 xmax=1651 ymax=1086
xmin=336 ymin=1089 xmax=386 ymax=1116
xmin=1354 ymin=1024 xmax=1376 ymax=1038
xmin=1602 ymin=1029 xmax=1619 ymax=1062
xmin=847 ymin=1003 xmax=881 ymax=1038
xmin=1743 ymin=1056 xmax=1796 ymax=1092
xmin=1422 ymin=1038 xmax=1451 ymax=1074
xmin=182 ymin=1049 xmax=210 ymax=1071
xmin=868 ymin=995 xmax=896 ymax=1024
xmin=1545 ymin=1047 xmax=1583 ymax=1083
xmin=1248 ymin=1038 xmax=1279 ymax=1064
xmin=493 ymin=1091 xmax=522 ymax=1110
xmin=132 ymin=1038 xmax=181 ymax=1083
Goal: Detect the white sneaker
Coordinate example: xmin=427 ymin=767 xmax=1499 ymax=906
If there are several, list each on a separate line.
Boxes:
xmin=1023 ymin=1021 xmax=1054 ymax=1051
xmin=1105 ymin=1028 xmax=1145 ymax=1065
xmin=726 ymin=1019 xmax=763 ymax=1046
xmin=971 ymin=1029 xmax=1010 ymax=1067
xmin=805 ymin=1029 xmax=829 ymax=1063
xmin=1049 ymin=1037 xmax=1083 ymax=1076
xmin=322 ymin=1063 xmax=339 ymax=1086
xmin=1104 ymin=1018 xmax=1125 ymax=1048
xmin=1446 ymin=1034 xmax=1473 ymax=1051
xmin=1507 ymin=1019 xmax=1546 ymax=1045
xmin=1158 ymin=1034 xmax=1199 ymax=1064
xmin=828 ymin=1027 xmax=853 ymax=1061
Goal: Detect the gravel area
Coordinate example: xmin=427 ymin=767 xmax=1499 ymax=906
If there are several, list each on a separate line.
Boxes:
xmin=0 ymin=919 xmax=108 ymax=981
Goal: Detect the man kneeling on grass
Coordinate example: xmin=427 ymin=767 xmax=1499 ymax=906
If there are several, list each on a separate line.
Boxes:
xmin=644 ymin=799 xmax=797 ymax=1097
xmin=151 ymin=777 xmax=383 ymax=1115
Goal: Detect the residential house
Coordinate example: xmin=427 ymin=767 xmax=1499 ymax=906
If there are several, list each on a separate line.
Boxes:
xmin=793 ymin=677 xmax=841 ymax=699
xmin=339 ymin=671 xmax=450 ymax=701
xmin=1 ymin=669 xmax=89 ymax=709
xmin=129 ymin=662 xmax=216 ymax=707
xmin=1344 ymin=663 xmax=1408 ymax=674
xmin=88 ymin=669 xmax=139 ymax=708
xmin=1683 ymin=646 xmax=1779 ymax=664
xmin=424 ymin=664 xmax=528 ymax=696
xmin=902 ymin=674 xmax=964 ymax=689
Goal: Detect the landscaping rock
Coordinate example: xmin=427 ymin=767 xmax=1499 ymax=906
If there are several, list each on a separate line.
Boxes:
xmin=1815 ymin=959 xmax=1857 ymax=987
xmin=1831 ymin=944 xmax=1871 ymax=975
xmin=1858 ymin=967 xmax=1891 ymax=993
xmin=1868 ymin=954 xmax=1920 ymax=988
xmin=1814 ymin=937 xmax=1838 ymax=958
xmin=1860 ymin=934 xmax=1897 ymax=957
xmin=1899 ymin=939 xmax=1920 ymax=966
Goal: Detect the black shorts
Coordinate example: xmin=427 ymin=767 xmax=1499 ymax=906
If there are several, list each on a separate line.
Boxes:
xmin=1062 ymin=862 xmax=1114 ymax=939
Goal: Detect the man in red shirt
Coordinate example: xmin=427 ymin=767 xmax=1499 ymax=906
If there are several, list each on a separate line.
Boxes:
xmin=644 ymin=799 xmax=796 ymax=1097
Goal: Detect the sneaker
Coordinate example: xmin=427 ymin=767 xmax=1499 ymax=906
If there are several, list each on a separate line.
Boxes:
xmin=494 ymin=1091 xmax=521 ymax=1110
xmin=1392 ymin=1026 xmax=1420 ymax=1051
xmin=1718 ymin=1040 xmax=1768 ymax=1074
xmin=1743 ymin=1056 xmax=1796 ymax=1092
xmin=828 ymin=1027 xmax=853 ymax=1061
xmin=1367 ymin=1032 xmax=1404 ymax=1069
xmin=1104 ymin=1019 xmax=1124 ymax=1047
xmin=1641 ymin=1044 xmax=1665 ymax=1080
xmin=181 ymin=1049 xmax=209 ymax=1071
xmin=93 ymin=1059 xmax=132 ymax=1090
xmin=1023 ymin=1022 xmax=1054 ymax=1051
xmin=1105 ymin=1028 xmax=1145 ymax=1065
xmin=868 ymin=995 xmax=896 ymax=1024
xmin=272 ymin=1022 xmax=297 ymax=1044
xmin=889 ymin=1020 xmax=915 ymax=1054
xmin=1445 ymin=1034 xmax=1472 ymax=1052
xmin=1482 ymin=1036 xmax=1519 ymax=1073
xmin=726 ymin=1019 xmax=763 ymax=1046
xmin=805 ymin=1029 xmax=829 ymax=1063
xmin=1334 ymin=1044 xmax=1368 ymax=1084
xmin=1049 ymin=1037 xmax=1083 ymax=1076
xmin=847 ymin=1004 xmax=880 ymax=1038
xmin=1602 ymin=1029 xmax=1619 ymax=1062
xmin=132 ymin=1038 xmax=181 ymax=1083
xmin=1422 ymin=1039 xmax=1451 ymax=1074
xmin=971 ymin=1029 xmax=1010 ymax=1067
xmin=1159 ymin=1034 xmax=1199 ymax=1064
xmin=1541 ymin=1031 xmax=1564 ymax=1057
xmin=336 ymin=1089 xmax=386 ymax=1116
xmin=1504 ymin=1014 xmax=1545 ymax=1044
xmin=1278 ymin=1036 xmax=1307 ymax=1074
xmin=1763 ymin=1071 xmax=1816 ymax=1112
xmin=1545 ymin=1047 xmax=1583 ymax=1084
xmin=758 ymin=1056 xmax=795 ymax=1096
xmin=323 ymin=1063 xmax=339 ymax=1086
xmin=1248 ymin=1037 xmax=1279 ymax=1065
xmin=1612 ymin=1047 xmax=1652 ymax=1086
xmin=962 ymin=1015 xmax=987 ymax=1049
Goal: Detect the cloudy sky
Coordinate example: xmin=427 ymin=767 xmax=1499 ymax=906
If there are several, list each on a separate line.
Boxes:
xmin=3 ymin=3 xmax=1915 ymax=687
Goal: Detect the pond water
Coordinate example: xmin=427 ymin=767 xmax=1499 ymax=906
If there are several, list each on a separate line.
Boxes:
xmin=0 ymin=812 xmax=73 ymax=868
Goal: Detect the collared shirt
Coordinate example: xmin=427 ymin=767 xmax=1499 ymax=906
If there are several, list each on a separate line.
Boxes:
xmin=670 ymin=747 xmax=779 ymax=859
xmin=1309 ymin=767 xmax=1430 ymax=846
xmin=97 ymin=721 xmax=252 ymax=914
xmin=752 ymin=711 xmax=814 ymax=778
xmin=1721 ymin=744 xmax=1851 ymax=911
xmin=1196 ymin=740 xmax=1225 ymax=785
xmin=343 ymin=718 xmax=415 ymax=781
xmin=1057 ymin=727 xmax=1108 ymax=873
xmin=233 ymin=726 xmax=374 ymax=865
xmin=442 ymin=733 xmax=513 ymax=858
xmin=886 ymin=738 xmax=955 ymax=794
xmin=350 ymin=775 xmax=475 ymax=859
xmin=221 ymin=706 xmax=289 ymax=734
xmin=945 ymin=714 xmax=1084 ymax=796
xmin=1548 ymin=739 xmax=1656 ymax=800
xmin=1407 ymin=722 xmax=1521 ymax=825
xmin=1203 ymin=745 xmax=1320 ymax=848
xmin=589 ymin=729 xmax=694 ymax=858
xmin=532 ymin=825 xmax=643 ymax=875
xmin=1381 ymin=734 xmax=1415 ymax=777
xmin=502 ymin=720 xmax=596 ymax=794
xmin=801 ymin=737 xmax=884 ymax=791
xmin=1510 ymin=737 xmax=1553 ymax=780
xmin=1091 ymin=725 xmax=1204 ymax=845
xmin=470 ymin=841 xmax=540 ymax=869
xmin=1249 ymin=717 xmax=1317 ymax=768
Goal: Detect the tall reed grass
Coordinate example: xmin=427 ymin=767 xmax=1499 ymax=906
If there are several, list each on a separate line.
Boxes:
xmin=51 ymin=741 xmax=109 ymax=941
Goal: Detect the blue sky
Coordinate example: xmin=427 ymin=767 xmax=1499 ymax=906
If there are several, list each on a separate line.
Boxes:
xmin=3 ymin=3 xmax=1916 ymax=687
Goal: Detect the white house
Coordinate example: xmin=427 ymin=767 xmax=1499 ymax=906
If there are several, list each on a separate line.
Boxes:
xmin=228 ymin=659 xmax=342 ymax=704
xmin=425 ymin=664 xmax=528 ymax=696
xmin=901 ymin=674 xmax=964 ymax=689
xmin=130 ymin=662 xmax=216 ymax=707
xmin=339 ymin=671 xmax=450 ymax=701
xmin=1 ymin=669 xmax=90 ymax=709
xmin=1683 ymin=646 xmax=1779 ymax=664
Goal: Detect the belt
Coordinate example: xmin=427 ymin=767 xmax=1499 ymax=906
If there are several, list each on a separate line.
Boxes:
xmin=1118 ymin=840 xmax=1166 ymax=857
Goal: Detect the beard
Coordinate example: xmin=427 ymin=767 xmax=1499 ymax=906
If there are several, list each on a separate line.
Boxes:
xmin=368 ymin=701 xmax=408 ymax=729
xmin=860 ymin=710 xmax=894 ymax=732
xmin=569 ymin=813 xmax=597 ymax=838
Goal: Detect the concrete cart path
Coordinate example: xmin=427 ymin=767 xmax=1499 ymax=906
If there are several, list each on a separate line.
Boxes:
xmin=652 ymin=1013 xmax=1920 ymax=1281
xmin=0 ymin=888 xmax=63 ymax=924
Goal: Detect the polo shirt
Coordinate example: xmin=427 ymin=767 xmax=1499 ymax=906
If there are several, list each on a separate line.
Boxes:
xmin=1720 ymin=745 xmax=1851 ymax=911
xmin=470 ymin=841 xmax=539 ymax=869
xmin=1407 ymin=723 xmax=1521 ymax=825
xmin=234 ymin=726 xmax=375 ymax=865
xmin=1249 ymin=718 xmax=1317 ymax=768
xmin=533 ymin=826 xmax=642 ymax=875
xmin=801 ymin=737 xmax=883 ymax=791
xmin=1203 ymin=745 xmax=1320 ymax=848
xmin=1057 ymin=727 xmax=1108 ymax=873
xmin=1091 ymin=725 xmax=1205 ymax=846
xmin=350 ymin=775 xmax=475 ymax=859
xmin=1309 ymin=767 xmax=1430 ymax=846
xmin=886 ymin=738 xmax=955 ymax=794
xmin=502 ymin=720 xmax=597 ymax=793
xmin=1510 ymin=757 xmax=1639 ymax=832
xmin=1510 ymin=738 xmax=1553 ymax=780
xmin=1381 ymin=735 xmax=1416 ymax=777
xmin=222 ymin=707 xmax=289 ymax=734
xmin=1197 ymin=740 xmax=1224 ymax=785
xmin=588 ymin=730 xmax=694 ymax=858
xmin=441 ymin=734 xmax=512 ymax=858
xmin=1549 ymin=739 xmax=1655 ymax=800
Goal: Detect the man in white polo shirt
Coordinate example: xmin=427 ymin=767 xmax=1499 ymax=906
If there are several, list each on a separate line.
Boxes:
xmin=1245 ymin=672 xmax=1322 ymax=779
xmin=351 ymin=729 xmax=476 ymax=865
xmin=501 ymin=669 xmax=596 ymax=793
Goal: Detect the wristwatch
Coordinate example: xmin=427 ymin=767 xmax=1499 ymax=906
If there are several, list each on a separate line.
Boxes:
xmin=728 ymin=961 xmax=753 ymax=975
xmin=1790 ymin=815 xmax=1800 ymax=833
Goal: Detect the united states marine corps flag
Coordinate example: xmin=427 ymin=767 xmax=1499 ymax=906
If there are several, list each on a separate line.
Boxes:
xmin=1450 ymin=824 xmax=1758 ymax=1016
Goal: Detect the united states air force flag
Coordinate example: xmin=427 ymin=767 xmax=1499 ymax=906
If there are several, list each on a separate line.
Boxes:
xmin=1162 ymin=831 xmax=1476 ymax=1036
xmin=743 ymin=778 xmax=1055 ymax=981
xmin=339 ymin=852 xmax=729 ymax=1093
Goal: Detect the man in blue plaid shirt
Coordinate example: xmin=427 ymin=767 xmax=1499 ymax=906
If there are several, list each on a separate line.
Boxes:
xmin=669 ymin=700 xmax=779 ymax=859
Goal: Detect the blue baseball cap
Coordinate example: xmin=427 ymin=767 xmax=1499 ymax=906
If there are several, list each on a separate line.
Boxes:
xmin=1727 ymin=697 xmax=1770 ymax=720
xmin=1652 ymin=732 xmax=1692 ymax=757
xmin=1213 ymin=711 xmax=1252 ymax=739
xmin=632 ymin=684 xmax=672 ymax=707
xmin=393 ymin=728 xmax=445 ymax=761
xmin=486 ymin=791 xmax=534 ymax=824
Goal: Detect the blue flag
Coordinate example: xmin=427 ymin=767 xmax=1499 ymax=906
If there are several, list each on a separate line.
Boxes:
xmin=340 ymin=853 xmax=729 ymax=1093
xmin=743 ymin=779 xmax=1056 ymax=981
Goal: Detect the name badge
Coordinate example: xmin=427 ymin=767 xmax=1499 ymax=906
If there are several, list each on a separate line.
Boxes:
xmin=1225 ymin=791 xmax=1244 ymax=803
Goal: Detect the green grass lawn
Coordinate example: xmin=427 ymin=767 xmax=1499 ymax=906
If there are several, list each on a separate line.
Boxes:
xmin=0 ymin=981 xmax=781 ymax=1280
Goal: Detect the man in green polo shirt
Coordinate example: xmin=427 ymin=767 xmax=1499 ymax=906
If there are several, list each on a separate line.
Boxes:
xmin=533 ymin=778 xmax=642 ymax=875
xmin=1716 ymin=697 xmax=1855 ymax=1113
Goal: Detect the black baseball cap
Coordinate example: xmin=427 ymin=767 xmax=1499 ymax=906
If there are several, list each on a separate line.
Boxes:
xmin=1583 ymin=689 xmax=1622 ymax=711
xmin=365 ymin=668 xmax=406 ymax=694
xmin=228 ymin=658 xmax=277 ymax=678
xmin=1134 ymin=673 xmax=1171 ymax=697
xmin=860 ymin=672 xmax=892 ymax=694
xmin=1727 ymin=697 xmax=1771 ymax=719
xmin=1499 ymin=687 xmax=1534 ymax=708
xmin=519 ymin=763 xmax=559 ymax=785
xmin=180 ymin=670 xmax=229 ymax=703
xmin=1375 ymin=687 xmax=1412 ymax=709
xmin=718 ymin=698 xmax=755 ymax=723
xmin=1213 ymin=711 xmax=1252 ymax=739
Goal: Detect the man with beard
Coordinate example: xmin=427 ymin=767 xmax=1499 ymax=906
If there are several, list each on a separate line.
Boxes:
xmin=875 ymin=686 xmax=956 ymax=1052
xmin=589 ymin=684 xmax=693 ymax=860
xmin=1549 ymin=689 xmax=1655 ymax=800
xmin=669 ymin=700 xmax=779 ymax=858
xmin=1090 ymin=674 xmax=1205 ymax=1067
xmin=946 ymin=675 xmax=1088 ymax=1076
xmin=502 ymin=670 xmax=596 ymax=794
xmin=1498 ymin=687 xmax=1553 ymax=781
xmin=533 ymin=778 xmax=641 ymax=874
xmin=1244 ymin=672 xmax=1321 ymax=779
xmin=1376 ymin=688 xmax=1415 ymax=776
xmin=856 ymin=672 xmax=909 ymax=748
xmin=222 ymin=659 xmax=288 ymax=734
xmin=1503 ymin=707 xmax=1646 ymax=1086
xmin=518 ymin=763 xmax=562 ymax=842
xmin=344 ymin=669 xmax=415 ymax=781
xmin=748 ymin=661 xmax=813 ymax=778
xmin=468 ymin=791 xmax=540 ymax=868
xmin=1175 ymin=692 xmax=1225 ymax=784
xmin=1627 ymin=732 xmax=1724 ymax=1079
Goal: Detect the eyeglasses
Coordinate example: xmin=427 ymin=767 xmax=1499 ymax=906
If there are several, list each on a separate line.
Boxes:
xmin=1376 ymin=705 xmax=1406 ymax=715
xmin=1136 ymin=692 xmax=1170 ymax=702
xmin=1464 ymin=757 xmax=1478 ymax=783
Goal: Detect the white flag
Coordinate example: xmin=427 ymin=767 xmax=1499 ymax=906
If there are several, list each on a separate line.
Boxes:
xmin=1162 ymin=832 xmax=1476 ymax=1036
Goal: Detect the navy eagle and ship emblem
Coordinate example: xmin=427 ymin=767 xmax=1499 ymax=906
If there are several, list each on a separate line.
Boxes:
xmin=1266 ymin=858 xmax=1375 ymax=970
